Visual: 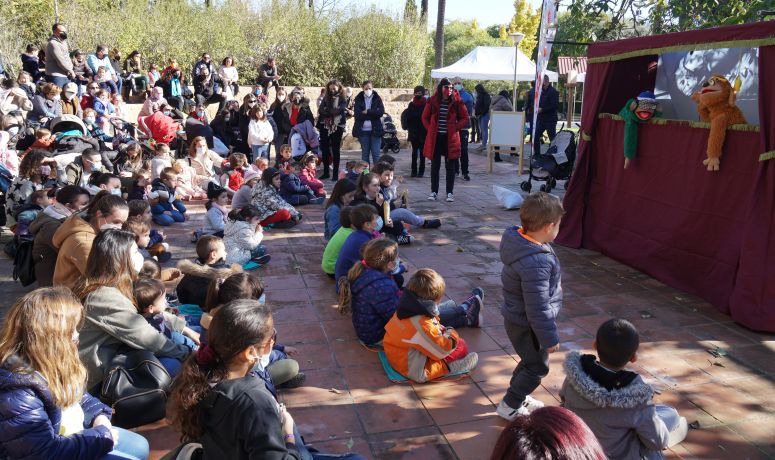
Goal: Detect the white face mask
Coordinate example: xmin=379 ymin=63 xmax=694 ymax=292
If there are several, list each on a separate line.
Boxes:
xmin=364 ymin=89 xmax=373 ymax=98
xmin=454 ymin=84 xmax=463 ymax=91
xmin=196 ymin=146 xmax=205 ymax=155
xmin=110 ymin=188 xmax=121 ymax=196
xmin=99 ymin=222 xmax=122 ymax=231
xmin=278 ymin=95 xmax=285 ymax=102
xmin=258 ymin=351 xmax=271 ymax=369
xmin=84 ymin=117 xmax=95 ymax=125
xmin=131 ymin=250 xmax=145 ymax=273
xmin=258 ymin=292 xmax=266 ymax=305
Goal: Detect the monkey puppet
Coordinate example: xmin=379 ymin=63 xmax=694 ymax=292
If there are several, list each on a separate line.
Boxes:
xmin=619 ymin=91 xmax=661 ymax=169
xmin=691 ymin=75 xmax=747 ymax=171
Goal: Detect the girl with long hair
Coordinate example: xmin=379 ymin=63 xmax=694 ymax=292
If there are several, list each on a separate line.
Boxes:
xmin=6 ymin=149 xmax=57 ymax=220
xmin=250 ymin=167 xmax=301 ymax=228
xmin=351 ymin=172 xmax=411 ymax=244
xmin=74 ymin=229 xmax=191 ymax=389
xmin=323 ymin=178 xmax=356 ymax=240
xmin=223 ymin=205 xmax=270 ymax=267
xmin=0 ymin=287 xmax=150 ymax=459
xmin=167 ymin=299 xmax=364 ymax=460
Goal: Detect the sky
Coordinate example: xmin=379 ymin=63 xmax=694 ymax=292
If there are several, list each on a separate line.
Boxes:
xmin=349 ymin=0 xmax=544 ymax=29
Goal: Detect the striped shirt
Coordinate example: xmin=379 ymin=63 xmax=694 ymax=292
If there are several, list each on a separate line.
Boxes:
xmin=438 ymin=100 xmax=449 ymax=135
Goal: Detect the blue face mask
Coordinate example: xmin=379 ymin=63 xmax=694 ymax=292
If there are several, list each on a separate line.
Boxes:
xmin=254 ymin=88 xmax=262 ymax=96
xmin=375 ymin=216 xmax=384 ymax=233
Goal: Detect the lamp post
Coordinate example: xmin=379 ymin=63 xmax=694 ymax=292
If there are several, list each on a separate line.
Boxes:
xmin=510 ymin=32 xmax=525 ymax=113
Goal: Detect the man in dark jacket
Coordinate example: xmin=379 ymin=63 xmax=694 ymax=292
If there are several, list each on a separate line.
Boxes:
xmin=404 ymin=85 xmax=428 ymax=177
xmin=453 ymin=77 xmax=474 ymax=180
xmin=474 ymin=84 xmax=491 ymax=150
xmin=533 ymin=75 xmax=559 ymax=156
xmin=194 ymin=67 xmax=226 ymax=112
xmin=257 ymin=56 xmax=281 ymax=95
xmin=45 ymin=23 xmax=74 ymax=88
xmin=496 ymin=192 xmax=564 ymax=422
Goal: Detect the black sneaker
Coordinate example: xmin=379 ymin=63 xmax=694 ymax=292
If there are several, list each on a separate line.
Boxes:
xmin=250 ymin=254 xmax=272 ymax=266
xmin=466 ymin=288 xmax=484 ymax=327
xmin=422 ymin=218 xmax=441 ymax=229
xmin=319 ymin=171 xmax=330 ymax=180
xmin=410 ymin=172 xmax=417 ymax=178
xmin=280 ymin=372 xmax=307 ymax=389
xmin=463 ymin=174 xmax=471 ymax=181
xmin=396 ymin=234 xmax=414 ymax=245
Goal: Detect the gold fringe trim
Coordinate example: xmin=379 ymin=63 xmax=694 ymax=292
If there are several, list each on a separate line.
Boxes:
xmin=597 ymin=113 xmax=760 ymax=132
xmin=588 ymin=37 xmax=775 ymax=64
xmin=760 ymin=151 xmax=775 ymax=162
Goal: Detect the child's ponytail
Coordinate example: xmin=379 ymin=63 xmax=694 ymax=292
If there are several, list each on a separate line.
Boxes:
xmin=337 ymin=238 xmax=398 ymax=316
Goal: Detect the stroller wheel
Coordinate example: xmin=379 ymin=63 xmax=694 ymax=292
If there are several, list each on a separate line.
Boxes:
xmin=520 ymin=181 xmax=532 ymax=192
xmin=391 ymin=145 xmax=400 ymax=153
xmin=540 ymin=184 xmax=547 ymax=192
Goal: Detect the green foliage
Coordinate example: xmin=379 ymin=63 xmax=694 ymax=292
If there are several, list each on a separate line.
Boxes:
xmin=0 ymin=0 xmax=428 ymax=87
xmin=507 ymin=0 xmax=541 ymax=56
xmin=404 ymin=0 xmax=418 ymax=24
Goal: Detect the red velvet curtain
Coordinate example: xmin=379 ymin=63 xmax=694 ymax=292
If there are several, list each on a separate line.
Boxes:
xmin=578 ymin=118 xmax=760 ymax=312
xmin=728 ymin=45 xmax=775 ymax=331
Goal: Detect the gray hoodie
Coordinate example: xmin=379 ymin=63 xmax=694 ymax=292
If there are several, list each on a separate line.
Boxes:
xmin=499 ymin=225 xmax=562 ymax=349
xmin=561 ymin=351 xmax=678 ymax=460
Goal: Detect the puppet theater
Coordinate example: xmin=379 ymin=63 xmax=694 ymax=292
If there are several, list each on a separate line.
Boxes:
xmin=557 ymin=21 xmax=775 ymax=332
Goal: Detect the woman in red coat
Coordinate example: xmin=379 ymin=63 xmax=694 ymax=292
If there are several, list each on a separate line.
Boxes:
xmin=422 ymin=78 xmax=469 ymax=202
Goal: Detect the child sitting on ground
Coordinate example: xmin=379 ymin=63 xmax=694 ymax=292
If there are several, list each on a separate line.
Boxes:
xmin=127 ymin=169 xmax=152 ymax=201
xmin=151 ymin=143 xmax=173 ymax=181
xmin=223 ymin=205 xmax=270 ymax=268
xmin=298 ymin=153 xmax=326 ymax=197
xmin=134 ymin=277 xmax=200 ymax=351
xmin=13 ymin=189 xmax=50 ymax=237
xmin=351 ymin=172 xmax=412 ymax=245
xmin=561 ymin=318 xmax=688 ymax=459
xmin=322 ymin=206 xmax=353 ymax=278
xmin=23 ymin=128 xmax=55 ymax=158
xmin=251 ymin=167 xmax=302 ymax=229
xmin=127 ymin=199 xmax=171 ymax=261
xmin=249 ymin=157 xmax=269 ymax=177
xmin=384 ymin=268 xmax=481 ymax=382
xmin=149 ymin=167 xmax=187 ymax=226
xmin=496 ymin=191 xmax=564 ymax=421
xmin=221 ymin=153 xmax=247 ymax=191
xmin=176 ymin=235 xmax=242 ymax=308
xmin=334 ymin=204 xmax=379 ymax=283
xmin=172 ymin=159 xmax=206 ymax=200
xmin=341 ymin=160 xmax=369 ymax=183
xmin=373 ymin=161 xmax=440 ymax=230
xmin=274 ymin=144 xmax=293 ymax=171
xmin=279 ymin=161 xmax=324 ymax=205
xmin=324 ymin=179 xmax=357 ymax=240
xmin=201 ymin=183 xmax=229 ymax=239
xmin=203 ymin=273 xmax=306 ymax=390
xmin=231 ymin=168 xmax=260 ymax=211
xmin=82 ymin=108 xmax=113 ymax=143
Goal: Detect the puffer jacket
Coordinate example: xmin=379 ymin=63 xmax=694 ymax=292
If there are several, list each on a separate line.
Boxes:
xmin=279 ymin=173 xmax=313 ymax=205
xmin=298 ymin=166 xmax=324 ymax=195
xmin=29 ymin=208 xmax=67 ymax=287
xmin=250 ymin=181 xmax=299 ymax=222
xmin=0 ymin=355 xmax=114 ymax=460
xmin=52 ymin=215 xmax=96 ymax=289
xmin=78 ymin=286 xmax=191 ymax=389
xmin=176 ymin=258 xmax=243 ymax=309
xmin=561 ymin=351 xmax=679 ymax=460
xmin=499 ymin=226 xmax=562 ymax=349
xmin=421 ymin=93 xmax=469 ymax=161
xmin=383 ymin=291 xmax=460 ymax=382
xmin=490 ymin=94 xmax=514 ymax=112
xmin=349 ymin=267 xmax=400 ymax=344
xmin=223 ymin=220 xmax=263 ymax=266
xmin=404 ymin=98 xmax=427 ymax=144
xmin=352 ymin=91 xmax=385 ymax=137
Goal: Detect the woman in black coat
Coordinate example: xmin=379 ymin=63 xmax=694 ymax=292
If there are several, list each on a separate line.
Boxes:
xmin=404 ymin=85 xmax=428 ymax=177
xmin=317 ymin=79 xmax=352 ymax=180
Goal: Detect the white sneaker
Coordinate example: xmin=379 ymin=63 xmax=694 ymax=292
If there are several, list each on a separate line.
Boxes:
xmin=446 ymin=193 xmax=454 ymax=202
xmin=523 ymin=395 xmax=545 ymax=412
xmin=496 ymin=400 xmax=529 ymax=421
xmin=428 ymin=192 xmax=437 ymax=201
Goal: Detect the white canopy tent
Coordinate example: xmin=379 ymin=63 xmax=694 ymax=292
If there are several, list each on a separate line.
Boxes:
xmin=431 ymin=46 xmax=558 ymax=82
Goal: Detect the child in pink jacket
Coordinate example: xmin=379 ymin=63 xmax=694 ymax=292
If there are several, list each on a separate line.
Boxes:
xmin=298 ymin=152 xmax=325 ymax=197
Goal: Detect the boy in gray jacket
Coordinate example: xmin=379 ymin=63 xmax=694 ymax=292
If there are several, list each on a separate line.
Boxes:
xmin=496 ymin=192 xmax=564 ymax=421
xmin=561 ymin=318 xmax=688 ymax=459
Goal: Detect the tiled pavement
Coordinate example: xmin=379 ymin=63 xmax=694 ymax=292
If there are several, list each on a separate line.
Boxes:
xmin=1 ymin=146 xmax=774 ymax=459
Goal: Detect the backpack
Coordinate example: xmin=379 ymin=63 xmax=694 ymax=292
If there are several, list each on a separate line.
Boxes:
xmin=12 ymin=237 xmax=36 ymax=287
xmin=400 ymin=107 xmax=410 ymax=131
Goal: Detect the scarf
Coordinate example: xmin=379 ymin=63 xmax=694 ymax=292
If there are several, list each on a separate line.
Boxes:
xmin=43 ymin=203 xmax=73 ymax=220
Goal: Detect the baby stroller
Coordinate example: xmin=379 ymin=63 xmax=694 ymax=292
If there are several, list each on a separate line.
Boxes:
xmin=381 ymin=114 xmax=400 ymax=154
xmin=520 ymin=129 xmax=576 ymax=194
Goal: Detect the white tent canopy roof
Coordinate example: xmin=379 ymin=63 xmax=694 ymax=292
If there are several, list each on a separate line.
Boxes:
xmin=431 ymin=46 xmax=558 ymax=82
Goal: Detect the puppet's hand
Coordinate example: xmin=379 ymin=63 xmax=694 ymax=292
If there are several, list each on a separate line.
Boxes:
xmin=624 ymin=158 xmax=631 ymax=169
xmin=703 ymin=157 xmax=720 ymax=171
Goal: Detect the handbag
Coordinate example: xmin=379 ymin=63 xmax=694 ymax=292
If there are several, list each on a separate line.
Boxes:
xmin=99 ymin=348 xmax=172 ymax=429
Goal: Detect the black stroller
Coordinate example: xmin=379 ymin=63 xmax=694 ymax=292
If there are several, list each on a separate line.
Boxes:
xmin=381 ymin=114 xmax=400 ymax=153
xmin=520 ymin=129 xmax=577 ymax=193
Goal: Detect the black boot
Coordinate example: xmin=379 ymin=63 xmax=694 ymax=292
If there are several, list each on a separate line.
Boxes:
xmin=494 ymin=152 xmax=503 ymax=162
xmin=319 ymin=165 xmax=330 ymax=180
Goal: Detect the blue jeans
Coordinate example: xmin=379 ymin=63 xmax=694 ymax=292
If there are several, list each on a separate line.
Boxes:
xmin=45 ymin=74 xmax=71 ymax=88
xmin=170 ymin=331 xmax=198 ymax=351
xmin=250 ymin=244 xmax=267 ymax=259
xmin=479 ymin=113 xmax=490 ymax=148
xmin=157 ymin=356 xmax=183 ymax=377
xmin=390 ymin=208 xmax=423 ymax=227
xmin=294 ymin=424 xmax=366 ymax=460
xmin=99 ymin=427 xmax=150 ymax=460
xmin=358 ymin=132 xmax=381 ymax=165
xmin=438 ymin=299 xmax=471 ymax=329
xmin=151 ymin=200 xmax=186 ymax=226
xmin=251 ymin=144 xmax=270 ymax=161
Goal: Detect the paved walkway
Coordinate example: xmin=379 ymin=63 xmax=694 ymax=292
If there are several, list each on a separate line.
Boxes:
xmin=1 ymin=146 xmax=773 ymax=459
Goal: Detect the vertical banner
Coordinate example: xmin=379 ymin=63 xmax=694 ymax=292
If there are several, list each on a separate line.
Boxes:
xmin=532 ymin=0 xmax=558 ymax=149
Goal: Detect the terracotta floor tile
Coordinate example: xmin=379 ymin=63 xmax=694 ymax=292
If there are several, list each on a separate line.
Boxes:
xmin=133 ymin=420 xmax=178 ymax=460
xmin=676 ymin=425 xmax=769 ymax=460
xmin=727 ymin=417 xmax=775 ymax=457
xmin=457 ymin=327 xmax=502 ymax=353
xmin=467 ymin=350 xmax=518 ymax=383
xmin=331 ymin=340 xmax=382 ymax=368
xmin=279 ymin=368 xmax=350 ymax=406
xmin=322 ymin=318 xmax=361 ymax=342
xmin=368 ymin=426 xmax=456 ymax=460
xmin=294 ymin=342 xmax=337 ymax=371
xmin=438 ymin=417 xmax=508 ymax=460
xmin=415 ymin=381 xmax=495 ymax=425
xmin=682 ymin=381 xmax=772 ymax=425
xmin=293 ymin=402 xmax=365 ymax=443
xmin=353 ymin=392 xmax=434 ymax=434
xmin=309 ymin=436 xmax=374 ymax=460
xmin=342 ymin=362 xmax=416 ymax=399
xmin=277 ymin=320 xmax=327 ymax=345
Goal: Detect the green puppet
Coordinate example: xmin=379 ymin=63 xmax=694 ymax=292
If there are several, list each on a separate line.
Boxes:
xmin=619 ymin=91 xmax=660 ymax=169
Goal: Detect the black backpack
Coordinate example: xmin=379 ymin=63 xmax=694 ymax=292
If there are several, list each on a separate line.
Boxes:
xmin=400 ymin=107 xmax=410 ymax=131
xmin=12 ymin=237 xmax=36 ymax=287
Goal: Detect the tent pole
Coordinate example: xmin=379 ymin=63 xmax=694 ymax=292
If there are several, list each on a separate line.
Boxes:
xmin=509 ymin=33 xmax=525 ymax=112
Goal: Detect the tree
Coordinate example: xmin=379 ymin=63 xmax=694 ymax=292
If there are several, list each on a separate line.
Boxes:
xmin=420 ymin=0 xmax=428 ymax=19
xmin=434 ymin=0 xmax=446 ymax=68
xmin=507 ymin=0 xmax=540 ymax=56
xmin=404 ymin=0 xmax=418 ymax=23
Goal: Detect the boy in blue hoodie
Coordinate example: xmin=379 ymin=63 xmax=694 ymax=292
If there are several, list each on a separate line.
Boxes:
xmin=334 ymin=204 xmax=379 ymax=283
xmin=150 ymin=167 xmax=187 ymax=226
xmin=496 ymin=191 xmax=565 ymax=421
